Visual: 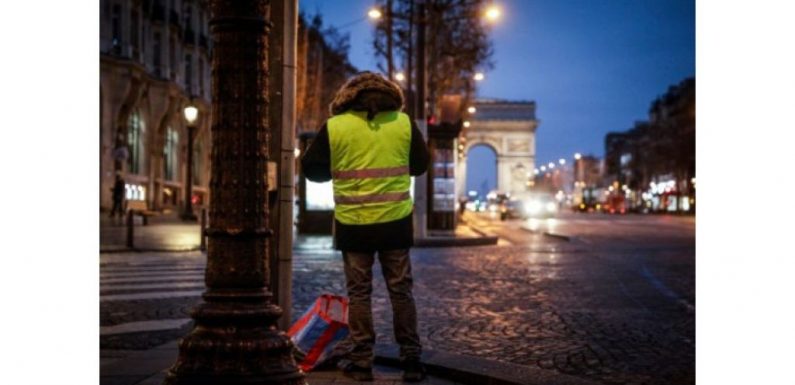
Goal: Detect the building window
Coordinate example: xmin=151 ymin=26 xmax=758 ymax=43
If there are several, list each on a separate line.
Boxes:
xmin=163 ymin=126 xmax=180 ymax=181
xmin=169 ymin=36 xmax=177 ymax=80
xmin=131 ymin=9 xmax=140 ymax=58
xmin=153 ymin=32 xmax=162 ymax=77
xmin=184 ymin=54 xmax=192 ymax=92
xmin=198 ymin=57 xmax=204 ymax=94
xmin=127 ymin=109 xmax=146 ymax=174
xmin=111 ymin=4 xmax=122 ymax=55
xmin=183 ymin=5 xmax=193 ymax=32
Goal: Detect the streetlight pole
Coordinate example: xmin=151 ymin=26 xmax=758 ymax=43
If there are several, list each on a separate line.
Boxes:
xmin=163 ymin=1 xmax=305 ymax=384
xmin=181 ymin=104 xmax=198 ymax=221
xmin=386 ymin=0 xmax=394 ymax=79
xmin=414 ymin=0 xmax=428 ymax=238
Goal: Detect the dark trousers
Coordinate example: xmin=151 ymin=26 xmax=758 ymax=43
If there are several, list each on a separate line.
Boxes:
xmin=110 ymin=199 xmax=124 ymax=218
xmin=341 ymin=248 xmax=421 ymax=368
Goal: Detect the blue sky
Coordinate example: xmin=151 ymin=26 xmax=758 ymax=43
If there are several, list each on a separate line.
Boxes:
xmin=299 ymin=0 xmax=695 ymax=194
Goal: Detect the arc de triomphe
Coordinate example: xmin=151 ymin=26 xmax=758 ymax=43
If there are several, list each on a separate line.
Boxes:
xmin=455 ymin=100 xmax=539 ymax=198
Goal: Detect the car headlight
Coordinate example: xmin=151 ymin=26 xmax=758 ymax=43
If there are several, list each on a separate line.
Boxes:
xmin=525 ymin=200 xmax=542 ymax=214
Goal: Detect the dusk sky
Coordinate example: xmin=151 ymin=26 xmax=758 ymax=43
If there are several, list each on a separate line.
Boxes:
xmin=300 ymin=0 xmax=695 ymax=194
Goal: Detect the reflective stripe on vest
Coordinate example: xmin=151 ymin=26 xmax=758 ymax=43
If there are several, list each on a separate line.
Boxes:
xmin=328 ymin=110 xmax=413 ymax=225
xmin=334 ymin=191 xmax=411 ymax=205
xmin=332 ymin=165 xmax=409 ymax=180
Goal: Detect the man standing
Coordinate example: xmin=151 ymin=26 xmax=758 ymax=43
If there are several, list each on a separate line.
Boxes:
xmin=110 ymin=173 xmax=126 ymax=220
xmin=301 ymin=72 xmax=429 ymax=382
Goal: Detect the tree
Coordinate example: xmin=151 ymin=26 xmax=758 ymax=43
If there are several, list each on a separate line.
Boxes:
xmin=372 ymin=0 xmax=494 ymax=117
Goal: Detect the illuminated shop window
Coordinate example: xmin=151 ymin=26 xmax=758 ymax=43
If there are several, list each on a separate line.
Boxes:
xmin=306 ymin=181 xmax=334 ymax=211
xmin=125 ymin=184 xmax=146 ymax=201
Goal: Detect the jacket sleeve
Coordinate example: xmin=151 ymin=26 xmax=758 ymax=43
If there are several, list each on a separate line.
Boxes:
xmin=409 ymin=119 xmax=430 ymax=176
xmin=300 ymin=124 xmax=332 ymax=182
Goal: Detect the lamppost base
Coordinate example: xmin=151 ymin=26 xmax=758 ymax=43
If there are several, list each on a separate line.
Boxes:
xmin=163 ymin=288 xmax=306 ymax=385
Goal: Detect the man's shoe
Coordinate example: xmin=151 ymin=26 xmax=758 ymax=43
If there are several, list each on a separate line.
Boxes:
xmin=342 ymin=363 xmax=374 ymax=382
xmin=402 ymin=359 xmax=426 ymax=382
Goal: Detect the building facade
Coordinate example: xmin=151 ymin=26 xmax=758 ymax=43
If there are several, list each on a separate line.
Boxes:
xmin=603 ymin=77 xmax=695 ymax=212
xmin=100 ymin=0 xmax=212 ymax=212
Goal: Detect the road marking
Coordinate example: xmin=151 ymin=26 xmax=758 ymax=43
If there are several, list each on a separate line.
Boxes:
xmin=100 ymin=266 xmax=204 ymax=274
xmin=101 ymin=274 xmax=205 ymax=284
xmin=100 ymin=318 xmax=192 ymax=335
xmin=101 ymin=290 xmax=205 ymax=302
xmin=101 ymin=282 xmax=205 ymax=291
xmin=640 ymin=264 xmax=695 ymax=312
xmin=101 ymin=269 xmax=205 ymax=279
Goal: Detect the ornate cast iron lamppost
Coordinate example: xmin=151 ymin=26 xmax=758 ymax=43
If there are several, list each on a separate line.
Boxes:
xmin=180 ymin=104 xmax=199 ymax=221
xmin=163 ymin=1 xmax=305 ymax=384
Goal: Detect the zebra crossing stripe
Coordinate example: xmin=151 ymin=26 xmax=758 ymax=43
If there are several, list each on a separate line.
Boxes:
xmin=101 ymin=290 xmax=205 ymax=302
xmin=100 ymin=318 xmax=192 ymax=336
xmin=100 ymin=274 xmax=205 ymax=284
xmin=100 ymin=282 xmax=205 ymax=292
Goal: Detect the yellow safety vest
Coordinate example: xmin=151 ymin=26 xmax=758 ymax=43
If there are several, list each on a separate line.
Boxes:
xmin=328 ymin=110 xmax=413 ymax=225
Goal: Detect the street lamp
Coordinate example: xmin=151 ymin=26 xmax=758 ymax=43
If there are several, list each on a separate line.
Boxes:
xmin=181 ymin=104 xmax=199 ymax=221
xmin=559 ymin=158 xmax=566 ymax=165
xmin=473 ymin=72 xmax=485 ymax=81
xmin=467 ymin=106 xmax=477 ymax=114
xmin=394 ymin=71 xmax=406 ymax=82
xmin=463 ymin=121 xmax=471 ymax=128
xmin=485 ymin=5 xmax=501 ymax=22
xmin=574 ymin=152 xmax=582 ymax=160
xmin=368 ymin=8 xmax=382 ymax=20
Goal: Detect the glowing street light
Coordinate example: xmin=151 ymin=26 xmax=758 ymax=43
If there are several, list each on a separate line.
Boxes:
xmin=394 ymin=72 xmax=405 ymax=82
xmin=559 ymin=158 xmax=566 ymax=165
xmin=485 ymin=5 xmax=501 ymax=22
xmin=548 ymin=162 xmax=555 ymax=168
xmin=467 ymin=106 xmax=477 ymax=114
xmin=574 ymin=153 xmax=582 ymax=160
xmin=183 ymin=105 xmax=199 ymax=125
xmin=368 ymin=8 xmax=382 ymax=20
xmin=540 ymin=166 xmax=546 ymax=171
xmin=473 ymin=72 xmax=485 ymax=81
xmin=463 ymin=121 xmax=471 ymax=128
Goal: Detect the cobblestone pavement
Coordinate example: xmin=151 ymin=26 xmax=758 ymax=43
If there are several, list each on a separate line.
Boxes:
xmin=100 ymin=214 xmax=694 ymax=385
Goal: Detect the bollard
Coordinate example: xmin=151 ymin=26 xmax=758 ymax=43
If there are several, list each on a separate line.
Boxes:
xmin=200 ymin=208 xmax=207 ymax=251
xmin=126 ymin=211 xmax=134 ymax=249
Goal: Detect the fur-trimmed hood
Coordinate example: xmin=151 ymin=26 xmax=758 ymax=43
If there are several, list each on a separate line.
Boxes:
xmin=329 ymin=71 xmax=405 ymax=119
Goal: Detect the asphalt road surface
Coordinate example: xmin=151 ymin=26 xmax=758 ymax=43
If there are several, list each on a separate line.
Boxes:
xmin=101 ymin=212 xmax=695 ymax=385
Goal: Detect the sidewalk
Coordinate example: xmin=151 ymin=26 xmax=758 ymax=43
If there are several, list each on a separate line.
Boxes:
xmin=101 ymin=211 xmax=203 ymax=252
xmin=101 ymin=212 xmax=498 ymax=252
xmin=101 ymin=340 xmax=598 ymax=385
xmin=101 ymin=340 xmax=462 ymax=385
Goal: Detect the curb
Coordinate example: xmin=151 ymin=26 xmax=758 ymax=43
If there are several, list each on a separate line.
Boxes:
xmin=100 ymin=246 xmax=202 ymax=253
xmin=374 ymin=345 xmax=600 ymax=385
xmin=518 ymin=226 xmax=571 ymax=242
xmin=415 ymin=235 xmax=498 ymax=248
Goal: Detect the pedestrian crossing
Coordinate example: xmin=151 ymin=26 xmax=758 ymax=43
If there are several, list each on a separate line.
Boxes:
xmin=100 ymin=259 xmax=206 ymax=336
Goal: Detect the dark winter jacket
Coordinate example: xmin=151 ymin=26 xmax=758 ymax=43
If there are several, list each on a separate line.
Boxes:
xmin=301 ymin=72 xmax=430 ymax=252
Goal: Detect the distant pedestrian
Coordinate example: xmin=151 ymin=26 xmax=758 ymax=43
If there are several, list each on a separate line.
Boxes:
xmin=110 ymin=173 xmax=126 ymax=219
xmin=301 ymin=71 xmax=430 ymax=382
